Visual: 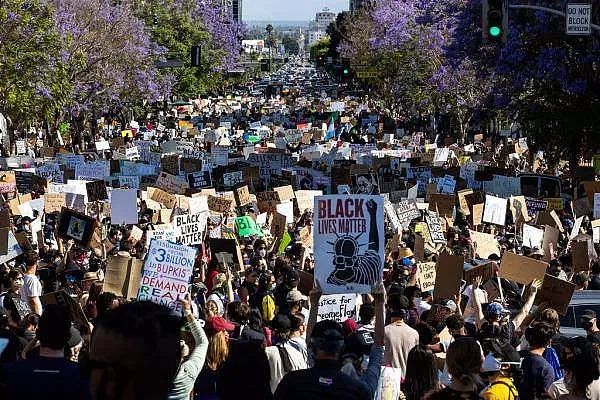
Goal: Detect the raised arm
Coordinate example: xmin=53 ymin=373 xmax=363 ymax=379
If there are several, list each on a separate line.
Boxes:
xmin=513 ymin=279 xmax=542 ymax=329
xmin=366 ymin=199 xmax=379 ymax=252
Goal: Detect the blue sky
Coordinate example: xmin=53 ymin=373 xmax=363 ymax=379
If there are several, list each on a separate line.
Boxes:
xmin=243 ymin=0 xmax=348 ymax=21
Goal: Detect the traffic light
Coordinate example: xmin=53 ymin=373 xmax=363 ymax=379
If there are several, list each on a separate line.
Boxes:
xmin=260 ymin=59 xmax=270 ymax=72
xmin=343 ymin=68 xmax=349 ymax=76
xmin=483 ymin=0 xmax=508 ymax=43
xmin=191 ymin=46 xmax=201 ymax=67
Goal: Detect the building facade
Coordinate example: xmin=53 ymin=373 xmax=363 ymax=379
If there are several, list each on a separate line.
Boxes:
xmin=308 ymin=7 xmax=336 ymax=45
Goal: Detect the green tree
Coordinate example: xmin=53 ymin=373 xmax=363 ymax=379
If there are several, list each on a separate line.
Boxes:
xmin=282 ymin=36 xmax=300 ymax=55
xmin=0 ymin=0 xmax=71 ymax=129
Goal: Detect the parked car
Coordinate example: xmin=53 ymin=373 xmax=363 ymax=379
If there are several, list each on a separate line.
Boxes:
xmin=559 ymin=290 xmax=600 ymax=338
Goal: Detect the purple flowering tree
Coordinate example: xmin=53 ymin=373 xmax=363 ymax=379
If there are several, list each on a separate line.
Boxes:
xmin=0 ymin=0 xmax=71 ymax=128
xmin=52 ymin=0 xmax=171 ymax=118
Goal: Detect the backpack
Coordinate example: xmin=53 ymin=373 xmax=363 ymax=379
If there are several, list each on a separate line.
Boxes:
xmin=276 ymin=344 xmax=294 ymax=375
xmin=487 ymin=380 xmax=519 ymax=400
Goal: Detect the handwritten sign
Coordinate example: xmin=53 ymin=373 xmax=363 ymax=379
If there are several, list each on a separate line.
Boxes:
xmin=174 ymin=212 xmax=208 ymax=245
xmin=417 ymin=262 xmax=437 ymax=292
xmin=317 ymin=294 xmax=357 ymax=322
xmin=138 ymin=240 xmax=197 ymax=312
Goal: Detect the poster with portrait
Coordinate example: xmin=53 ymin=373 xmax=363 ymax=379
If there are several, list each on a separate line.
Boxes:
xmin=313 ymin=195 xmax=384 ymax=294
xmin=352 ymin=174 xmax=380 ymax=195
xmin=57 ymin=207 xmax=96 ymax=247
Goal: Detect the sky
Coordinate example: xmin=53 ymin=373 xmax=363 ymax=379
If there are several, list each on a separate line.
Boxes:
xmin=243 ymin=0 xmax=348 ymax=21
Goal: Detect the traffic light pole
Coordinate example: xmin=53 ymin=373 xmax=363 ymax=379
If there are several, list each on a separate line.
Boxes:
xmin=508 ymin=4 xmax=600 ymax=31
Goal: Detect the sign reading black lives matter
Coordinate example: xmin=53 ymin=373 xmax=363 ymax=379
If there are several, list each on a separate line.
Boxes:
xmin=313 ymin=195 xmax=384 ymax=294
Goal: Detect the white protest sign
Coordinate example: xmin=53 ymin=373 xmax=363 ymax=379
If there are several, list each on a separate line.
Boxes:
xmin=16 ymin=140 xmax=26 ymax=155
xmin=433 ymin=148 xmax=449 ymax=166
xmin=570 ymin=216 xmax=584 ymax=240
xmin=174 ymin=212 xmax=208 ymax=245
xmin=316 ymin=294 xmax=357 ymax=322
xmin=566 ymin=4 xmax=591 ymax=35
xmin=0 ymin=231 xmax=23 ymax=263
xmin=396 ymin=200 xmax=421 ymax=228
xmin=313 ymin=195 xmax=384 ymax=294
xmin=188 ymin=196 xmax=209 ymax=214
xmin=211 ymin=146 xmax=229 ymax=166
xmin=594 ymin=193 xmax=600 ymax=219
xmin=523 ymin=224 xmax=544 ymax=249
xmin=417 ymin=262 xmax=437 ymax=292
xmin=425 ymin=212 xmax=446 ymax=244
xmin=483 ymin=195 xmax=507 ymax=226
xmin=138 ymin=239 xmax=197 ymax=312
xmin=95 ymin=141 xmax=110 ymax=151
xmin=146 ymin=224 xmax=176 ymax=247
xmin=110 ymin=189 xmax=138 ymax=225
xmin=223 ymin=171 xmax=243 ymax=187
xmin=384 ymin=200 xmax=401 ymax=233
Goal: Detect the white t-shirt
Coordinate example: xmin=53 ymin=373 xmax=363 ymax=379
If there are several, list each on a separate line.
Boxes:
xmin=20 ymin=274 xmax=42 ymax=304
xmin=265 ymin=342 xmax=308 ymax=393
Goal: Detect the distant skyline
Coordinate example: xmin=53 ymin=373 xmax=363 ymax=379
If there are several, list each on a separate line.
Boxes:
xmin=243 ymin=0 xmax=348 ymax=21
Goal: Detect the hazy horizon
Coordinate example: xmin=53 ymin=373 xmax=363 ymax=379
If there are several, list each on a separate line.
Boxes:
xmin=243 ymin=0 xmax=347 ymax=21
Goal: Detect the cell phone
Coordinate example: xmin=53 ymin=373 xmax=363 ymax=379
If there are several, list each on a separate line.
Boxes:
xmin=0 ymin=338 xmax=8 ymax=356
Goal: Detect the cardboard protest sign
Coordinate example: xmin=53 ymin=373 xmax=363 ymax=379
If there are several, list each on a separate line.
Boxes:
xmin=273 ymin=185 xmax=295 ymax=202
xmin=207 ymin=195 xmax=233 ymax=213
xmin=138 ymin=239 xmax=197 ymax=312
xmin=57 ymin=207 xmax=96 ymax=247
xmin=483 ymin=195 xmax=507 ymax=226
xmin=209 ymin=238 xmax=244 ymax=271
xmin=542 ymin=225 xmax=560 ymax=261
xmin=174 ymin=212 xmax=208 ymax=245
xmin=44 ymin=193 xmax=66 ymax=213
xmin=270 ymin=212 xmax=287 ymax=239
xmin=256 ymin=191 xmax=280 ymax=213
xmin=572 ymin=197 xmax=591 ymax=218
xmin=499 ymin=252 xmax=547 ymax=285
xmin=155 ymin=172 xmax=188 ymax=194
xmin=534 ymin=274 xmax=576 ymax=315
xmin=86 ymin=180 xmax=108 ymax=202
xmin=295 ymin=190 xmax=322 ymax=214
xmin=110 ymin=189 xmax=138 ymax=225
xmin=0 ymin=171 xmax=16 ymax=193
xmin=104 ymin=254 xmax=144 ymax=299
xmin=317 ymin=294 xmax=357 ymax=322
xmin=428 ymin=194 xmax=455 ymax=217
xmin=523 ymin=224 xmax=544 ymax=249
xmin=472 ymin=203 xmax=484 ymax=226
xmin=469 ymin=230 xmax=500 ymax=259
xmin=42 ymin=290 xmax=88 ymax=328
xmin=148 ymin=187 xmax=176 ymax=209
xmin=457 ymin=189 xmax=473 ymax=215
xmin=417 ymin=262 xmax=437 ymax=292
xmin=234 ymin=185 xmax=250 ymax=206
xmin=572 ymin=240 xmax=592 ymax=272
xmin=463 ymin=262 xmax=494 ymax=284
xmin=433 ymin=252 xmax=464 ymax=300
xmin=570 ymin=216 xmax=584 ymax=240
xmin=425 ymin=212 xmax=446 ymax=245
xmin=414 ymin=234 xmax=425 ymax=262
xmin=313 ymin=195 xmax=384 ymax=294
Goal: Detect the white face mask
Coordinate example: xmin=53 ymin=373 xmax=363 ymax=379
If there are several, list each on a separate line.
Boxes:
xmin=413 ymin=297 xmax=422 ymax=307
xmin=258 ymin=249 xmax=267 ymax=258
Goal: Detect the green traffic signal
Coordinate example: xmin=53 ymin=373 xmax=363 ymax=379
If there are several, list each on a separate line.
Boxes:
xmin=489 ymin=26 xmax=502 ymax=37
xmin=343 ymin=69 xmax=349 ymax=75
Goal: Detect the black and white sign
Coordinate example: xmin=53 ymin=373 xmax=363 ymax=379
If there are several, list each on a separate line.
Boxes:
xmin=566 ymin=4 xmax=592 ymax=35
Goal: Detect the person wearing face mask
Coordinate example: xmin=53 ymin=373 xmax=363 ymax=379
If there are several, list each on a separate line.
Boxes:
xmin=580 ymin=310 xmax=600 ymax=344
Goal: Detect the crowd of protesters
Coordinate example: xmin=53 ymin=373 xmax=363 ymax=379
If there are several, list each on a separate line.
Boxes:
xmin=0 ymin=64 xmax=600 ymax=400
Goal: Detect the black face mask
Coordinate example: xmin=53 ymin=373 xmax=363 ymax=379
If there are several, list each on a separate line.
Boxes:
xmin=583 ymin=321 xmax=594 ymax=330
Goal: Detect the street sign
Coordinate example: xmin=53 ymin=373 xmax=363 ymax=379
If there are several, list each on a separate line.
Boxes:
xmin=566 ymin=4 xmax=592 ymax=35
xmin=356 ymin=70 xmax=378 ymax=79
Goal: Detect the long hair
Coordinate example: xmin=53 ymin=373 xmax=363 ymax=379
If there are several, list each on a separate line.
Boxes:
xmin=206 ymin=331 xmax=229 ymax=371
xmin=88 ymin=281 xmax=104 ymax=303
xmin=446 ymin=337 xmax=483 ymax=389
xmin=402 ymin=346 xmax=440 ymax=400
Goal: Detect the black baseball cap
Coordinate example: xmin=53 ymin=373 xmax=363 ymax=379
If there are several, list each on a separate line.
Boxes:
xmin=581 ymin=310 xmax=596 ymax=321
xmin=311 ymin=320 xmax=344 ymax=341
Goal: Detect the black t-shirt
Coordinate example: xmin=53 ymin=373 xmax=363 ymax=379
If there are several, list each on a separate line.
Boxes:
xmin=274 ymin=360 xmax=370 ymax=400
xmin=588 ymin=274 xmax=600 ymax=290
xmin=1 ymin=356 xmax=89 ymax=400
xmin=588 ymin=331 xmax=600 ymax=344
xmin=518 ymin=353 xmax=555 ymax=400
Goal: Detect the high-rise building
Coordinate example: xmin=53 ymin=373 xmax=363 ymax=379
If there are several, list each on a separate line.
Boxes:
xmin=350 ymin=0 xmax=370 ymax=12
xmin=232 ymin=0 xmax=242 ymax=22
xmin=221 ymin=0 xmax=242 ymax=22
xmin=308 ymin=7 xmax=336 ymax=45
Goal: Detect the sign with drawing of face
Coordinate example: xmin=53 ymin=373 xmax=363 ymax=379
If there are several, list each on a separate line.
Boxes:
xmin=314 ymin=195 xmax=384 ymax=294
xmin=352 ymin=174 xmax=379 ymax=195
xmin=66 ymin=216 xmax=86 ymax=241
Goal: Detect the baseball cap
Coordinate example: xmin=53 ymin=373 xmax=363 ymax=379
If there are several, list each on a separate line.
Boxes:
xmin=581 ymin=309 xmax=596 ymax=322
xmin=286 ymin=289 xmax=307 ymax=303
xmin=284 ymin=268 xmax=300 ymax=284
xmin=487 ymin=302 xmax=510 ymax=316
xmin=270 ymin=314 xmax=292 ymax=332
xmin=205 ymin=316 xmax=235 ymax=335
xmin=440 ymin=299 xmax=457 ymax=313
xmin=311 ymin=320 xmax=344 ymax=341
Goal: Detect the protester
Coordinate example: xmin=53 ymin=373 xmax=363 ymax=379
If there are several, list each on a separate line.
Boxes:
xmin=383 ymin=292 xmax=419 ymax=378
xmin=519 ymin=322 xmax=556 ymax=400
xmin=401 ymin=345 xmax=442 ymax=400
xmin=1 ymin=304 xmax=89 ymax=399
